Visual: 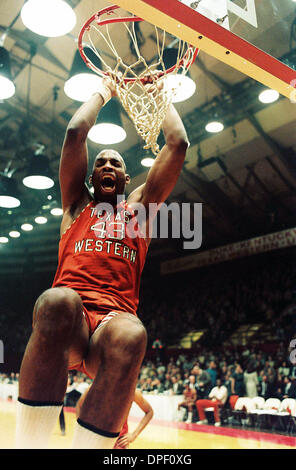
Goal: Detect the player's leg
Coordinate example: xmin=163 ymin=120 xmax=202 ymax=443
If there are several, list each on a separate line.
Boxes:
xmin=72 ymin=312 xmax=147 ymax=449
xmin=196 ymin=399 xmax=210 ymax=424
xmin=212 ymin=402 xmax=222 ymax=425
xmin=186 ymin=402 xmax=194 ymax=423
xmin=15 ymin=287 xmax=89 ymax=448
xmin=59 ymin=406 xmax=66 ymax=435
xmin=176 ymin=404 xmax=186 ymax=422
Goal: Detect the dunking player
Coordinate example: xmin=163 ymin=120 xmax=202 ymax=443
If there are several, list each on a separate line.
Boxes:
xmin=76 ymin=387 xmax=153 ymax=449
xmin=15 ymin=76 xmax=189 ymax=449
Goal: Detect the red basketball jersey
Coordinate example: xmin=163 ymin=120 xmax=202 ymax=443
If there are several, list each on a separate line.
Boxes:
xmin=52 ymin=199 xmax=148 ymax=314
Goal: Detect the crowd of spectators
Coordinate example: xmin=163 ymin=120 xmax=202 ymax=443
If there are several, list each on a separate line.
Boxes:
xmin=136 ymin=346 xmax=296 ymax=404
xmin=0 ymin=372 xmax=19 ymax=384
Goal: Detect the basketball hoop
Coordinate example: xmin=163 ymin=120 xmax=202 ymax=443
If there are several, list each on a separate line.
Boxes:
xmin=78 ymin=5 xmax=198 ymax=154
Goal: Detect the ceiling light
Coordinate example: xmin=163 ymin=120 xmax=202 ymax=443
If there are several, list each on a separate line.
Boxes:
xmin=23 ymin=151 xmax=54 ymax=190
xmin=50 ymin=207 xmax=63 ymax=216
xmin=0 ymin=195 xmax=20 ymax=208
xmin=162 ymin=48 xmax=196 ymax=103
xmin=164 ymin=75 xmax=196 ymax=103
xmin=64 ymin=49 xmax=103 ymax=102
xmin=0 ymin=175 xmax=20 ymax=208
xmin=88 ymin=99 xmax=126 ymax=145
xmin=205 ymin=121 xmax=224 ymax=133
xmin=0 ymin=237 xmax=9 ymax=243
xmin=35 ymin=216 xmax=48 ymax=224
xmin=258 ymin=89 xmax=279 ymax=104
xmin=21 ymin=0 xmax=76 ymax=37
xmin=9 ymin=230 xmax=21 ymax=238
xmin=23 ymin=175 xmax=54 ymax=189
xmin=0 ymin=76 xmax=15 ymax=99
xmin=65 ymin=74 xmax=103 ymax=102
xmin=21 ymin=223 xmax=34 ymax=231
xmin=141 ymin=157 xmax=155 ymax=168
xmin=0 ymin=47 xmax=15 ymax=100
xmin=44 ymin=199 xmax=62 ymax=215
xmin=88 ymin=123 xmax=126 ymax=145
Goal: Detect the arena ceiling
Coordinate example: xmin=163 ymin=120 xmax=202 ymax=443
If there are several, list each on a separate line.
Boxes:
xmin=0 ymin=0 xmax=296 ymax=276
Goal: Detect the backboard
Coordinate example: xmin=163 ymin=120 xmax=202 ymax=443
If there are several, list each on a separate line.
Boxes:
xmin=112 ymin=0 xmax=296 ymax=100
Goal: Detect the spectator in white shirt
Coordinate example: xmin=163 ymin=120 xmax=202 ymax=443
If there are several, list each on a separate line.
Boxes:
xmin=188 ymin=374 xmax=197 ymax=391
xmin=196 ymin=378 xmax=228 ymax=427
xmin=278 ymin=361 xmax=290 ymax=377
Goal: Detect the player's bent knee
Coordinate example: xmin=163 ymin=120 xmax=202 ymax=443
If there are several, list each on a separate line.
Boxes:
xmin=33 ymin=287 xmax=83 ymax=334
xmin=104 ymin=315 xmax=147 ymax=358
xmin=123 ymin=321 xmax=147 ymax=355
xmin=85 ymin=314 xmax=147 ymax=378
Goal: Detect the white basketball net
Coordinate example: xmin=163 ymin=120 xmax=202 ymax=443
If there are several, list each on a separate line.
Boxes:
xmin=84 ymin=11 xmax=196 ymax=155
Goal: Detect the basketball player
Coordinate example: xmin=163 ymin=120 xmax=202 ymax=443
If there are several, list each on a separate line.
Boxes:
xmin=76 ymin=386 xmax=153 ymax=449
xmin=15 ymin=74 xmax=189 ymax=449
xmin=177 ymin=382 xmax=197 ymax=423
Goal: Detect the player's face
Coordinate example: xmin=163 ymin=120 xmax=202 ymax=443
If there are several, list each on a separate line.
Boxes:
xmin=91 ymin=150 xmax=130 ymax=202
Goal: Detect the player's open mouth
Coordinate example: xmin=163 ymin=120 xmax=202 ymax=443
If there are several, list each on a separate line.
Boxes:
xmin=101 ymin=176 xmax=116 ymax=192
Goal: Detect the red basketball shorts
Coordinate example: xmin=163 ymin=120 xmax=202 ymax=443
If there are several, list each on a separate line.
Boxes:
xmin=69 ymin=302 xmax=136 ymax=377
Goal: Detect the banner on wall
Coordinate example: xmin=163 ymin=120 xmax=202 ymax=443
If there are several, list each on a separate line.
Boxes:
xmin=160 ymin=227 xmax=296 ymax=275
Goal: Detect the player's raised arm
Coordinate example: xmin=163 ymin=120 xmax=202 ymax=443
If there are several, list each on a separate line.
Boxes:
xmin=128 ymin=103 xmax=189 ymax=209
xmin=59 ymin=80 xmax=115 ymax=211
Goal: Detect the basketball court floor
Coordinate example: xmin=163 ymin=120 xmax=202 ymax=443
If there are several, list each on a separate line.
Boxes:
xmin=1 ymin=400 xmax=295 ymax=450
